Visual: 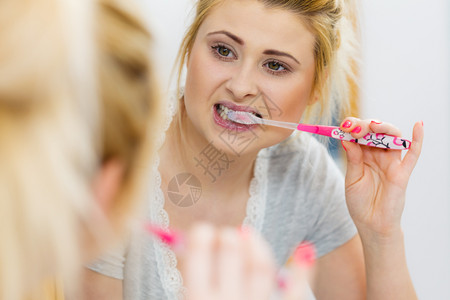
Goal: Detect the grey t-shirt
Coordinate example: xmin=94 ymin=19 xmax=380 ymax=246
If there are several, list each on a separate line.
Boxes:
xmin=89 ymin=133 xmax=357 ymax=299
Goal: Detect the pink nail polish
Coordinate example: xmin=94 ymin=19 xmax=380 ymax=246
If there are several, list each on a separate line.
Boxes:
xmin=370 ymin=120 xmax=382 ymax=125
xmin=352 ymin=126 xmax=361 ymax=134
xmin=144 ymin=223 xmax=184 ymax=248
xmin=341 ymin=141 xmax=347 ymax=152
xmin=421 ymin=120 xmax=424 ymax=127
xmin=342 ymin=120 xmax=352 ymax=128
xmin=293 ymin=241 xmax=316 ymax=267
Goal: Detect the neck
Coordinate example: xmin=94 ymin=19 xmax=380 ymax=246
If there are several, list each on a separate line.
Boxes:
xmin=160 ymin=117 xmax=258 ymax=198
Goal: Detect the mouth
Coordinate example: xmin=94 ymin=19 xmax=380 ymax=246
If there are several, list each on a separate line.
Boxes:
xmin=213 ymin=103 xmax=262 ymax=132
xmin=215 ymin=103 xmax=262 ymax=121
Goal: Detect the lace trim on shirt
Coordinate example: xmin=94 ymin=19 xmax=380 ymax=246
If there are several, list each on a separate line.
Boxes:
xmin=243 ymin=150 xmax=269 ymax=231
xmin=150 ymin=95 xmax=269 ymax=299
xmin=149 ymin=98 xmax=185 ymax=299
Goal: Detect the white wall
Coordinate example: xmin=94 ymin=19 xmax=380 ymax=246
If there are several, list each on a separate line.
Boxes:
xmin=138 ymin=0 xmax=194 ymax=92
xmin=360 ymin=1 xmax=450 ymax=299
xmin=141 ymin=0 xmax=450 ymax=298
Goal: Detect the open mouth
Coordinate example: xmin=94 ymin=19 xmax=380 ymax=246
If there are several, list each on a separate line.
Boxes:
xmin=215 ymin=103 xmax=262 ymax=122
xmin=212 ymin=103 xmax=261 ymax=132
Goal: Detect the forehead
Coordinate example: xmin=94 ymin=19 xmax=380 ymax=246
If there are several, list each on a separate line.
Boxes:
xmin=198 ymin=0 xmax=316 ymax=57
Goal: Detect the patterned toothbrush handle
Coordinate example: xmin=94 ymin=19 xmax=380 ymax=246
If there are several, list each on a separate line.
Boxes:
xmin=331 ymin=128 xmax=411 ymax=150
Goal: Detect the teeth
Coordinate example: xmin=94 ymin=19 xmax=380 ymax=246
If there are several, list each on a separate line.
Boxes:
xmin=218 ymin=104 xmax=230 ymax=120
xmin=217 ymin=104 xmax=257 ymax=122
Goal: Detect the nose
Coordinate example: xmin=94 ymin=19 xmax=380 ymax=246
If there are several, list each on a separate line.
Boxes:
xmin=225 ymin=63 xmax=259 ymax=101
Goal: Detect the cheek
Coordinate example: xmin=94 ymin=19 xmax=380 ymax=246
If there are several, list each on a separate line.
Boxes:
xmin=265 ymin=76 xmax=315 ymax=122
xmin=284 ymin=87 xmax=311 ymax=119
xmin=185 ymin=47 xmax=226 ymax=104
xmin=184 ymin=51 xmax=205 ymax=101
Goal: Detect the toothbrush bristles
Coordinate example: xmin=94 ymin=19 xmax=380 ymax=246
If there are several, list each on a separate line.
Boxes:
xmin=227 ymin=111 xmax=261 ymax=125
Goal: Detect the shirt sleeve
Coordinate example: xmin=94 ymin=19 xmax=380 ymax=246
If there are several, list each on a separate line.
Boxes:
xmin=302 ymin=140 xmax=357 ymax=258
xmin=86 ymin=241 xmax=127 ymax=280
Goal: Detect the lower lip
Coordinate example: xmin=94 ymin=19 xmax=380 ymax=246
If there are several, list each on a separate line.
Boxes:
xmin=212 ymin=106 xmax=258 ymax=132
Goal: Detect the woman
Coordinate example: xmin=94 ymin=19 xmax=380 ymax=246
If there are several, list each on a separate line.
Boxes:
xmin=0 ymin=0 xmax=298 ymax=299
xmin=86 ymin=0 xmax=424 ymax=299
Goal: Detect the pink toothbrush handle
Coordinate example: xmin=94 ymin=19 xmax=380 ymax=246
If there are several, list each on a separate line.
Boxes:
xmin=330 ymin=128 xmax=411 ymax=150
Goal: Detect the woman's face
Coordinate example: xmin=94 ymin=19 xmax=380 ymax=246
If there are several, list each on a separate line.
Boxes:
xmin=183 ymin=0 xmax=316 ymax=156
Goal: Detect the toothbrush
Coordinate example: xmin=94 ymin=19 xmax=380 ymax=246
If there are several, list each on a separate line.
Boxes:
xmin=227 ymin=111 xmax=411 ymax=150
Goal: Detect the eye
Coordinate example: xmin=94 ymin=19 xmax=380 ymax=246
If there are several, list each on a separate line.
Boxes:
xmin=267 ymin=61 xmax=284 ymax=71
xmin=264 ymin=60 xmax=290 ymax=75
xmin=218 ymin=46 xmax=231 ymax=57
xmin=211 ymin=44 xmax=236 ymax=60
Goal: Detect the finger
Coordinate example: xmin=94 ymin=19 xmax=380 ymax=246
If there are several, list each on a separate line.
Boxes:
xmin=216 ymin=227 xmax=244 ymax=299
xmin=341 ymin=139 xmax=364 ymax=183
xmin=401 ymin=121 xmax=424 ymax=175
xmin=368 ymin=120 xmax=402 ymax=137
xmin=282 ymin=268 xmax=309 ymax=300
xmin=340 ymin=117 xmax=370 ymax=139
xmin=283 ymin=242 xmax=316 ymax=300
xmin=184 ymin=223 xmax=215 ymax=299
xmin=245 ymin=228 xmax=277 ymax=300
xmin=340 ymin=117 xmax=360 ymax=132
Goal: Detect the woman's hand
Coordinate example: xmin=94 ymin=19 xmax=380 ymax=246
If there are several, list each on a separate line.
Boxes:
xmin=340 ymin=118 xmax=424 ymax=239
xmin=182 ymin=224 xmax=314 ymax=300
xmin=183 ymin=224 xmax=277 ymax=300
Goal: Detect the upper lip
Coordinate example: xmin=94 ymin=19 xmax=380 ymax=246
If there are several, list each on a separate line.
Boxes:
xmin=216 ymin=101 xmax=262 ymax=118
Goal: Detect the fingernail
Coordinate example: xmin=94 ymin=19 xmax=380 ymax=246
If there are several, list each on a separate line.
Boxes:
xmin=144 ymin=223 xmax=184 ymax=248
xmin=371 ymin=120 xmax=382 ymax=125
xmin=341 ymin=141 xmax=347 ymax=151
xmin=342 ymin=120 xmax=352 ymax=128
xmin=421 ymin=120 xmax=424 ymax=127
xmin=352 ymin=126 xmax=361 ymax=134
xmin=293 ymin=241 xmax=316 ymax=267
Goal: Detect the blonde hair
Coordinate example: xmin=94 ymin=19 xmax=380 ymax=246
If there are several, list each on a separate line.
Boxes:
xmin=97 ymin=0 xmax=160 ymax=234
xmin=0 ymin=0 xmax=159 ymax=299
xmin=176 ymin=0 xmax=360 ymax=125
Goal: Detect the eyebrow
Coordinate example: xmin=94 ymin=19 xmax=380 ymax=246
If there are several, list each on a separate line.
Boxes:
xmin=263 ymin=49 xmax=300 ymax=65
xmin=207 ymin=30 xmax=244 ymax=45
xmin=207 ymin=30 xmax=300 ymax=65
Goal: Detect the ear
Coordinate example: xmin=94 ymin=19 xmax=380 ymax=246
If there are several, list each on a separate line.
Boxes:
xmin=309 ymin=68 xmax=329 ymax=105
xmin=309 ymin=88 xmax=320 ymax=105
xmin=92 ymin=159 xmax=124 ymax=215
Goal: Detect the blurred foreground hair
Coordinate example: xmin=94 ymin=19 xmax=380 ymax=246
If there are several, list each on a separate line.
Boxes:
xmin=0 ymin=0 xmax=160 ymax=299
